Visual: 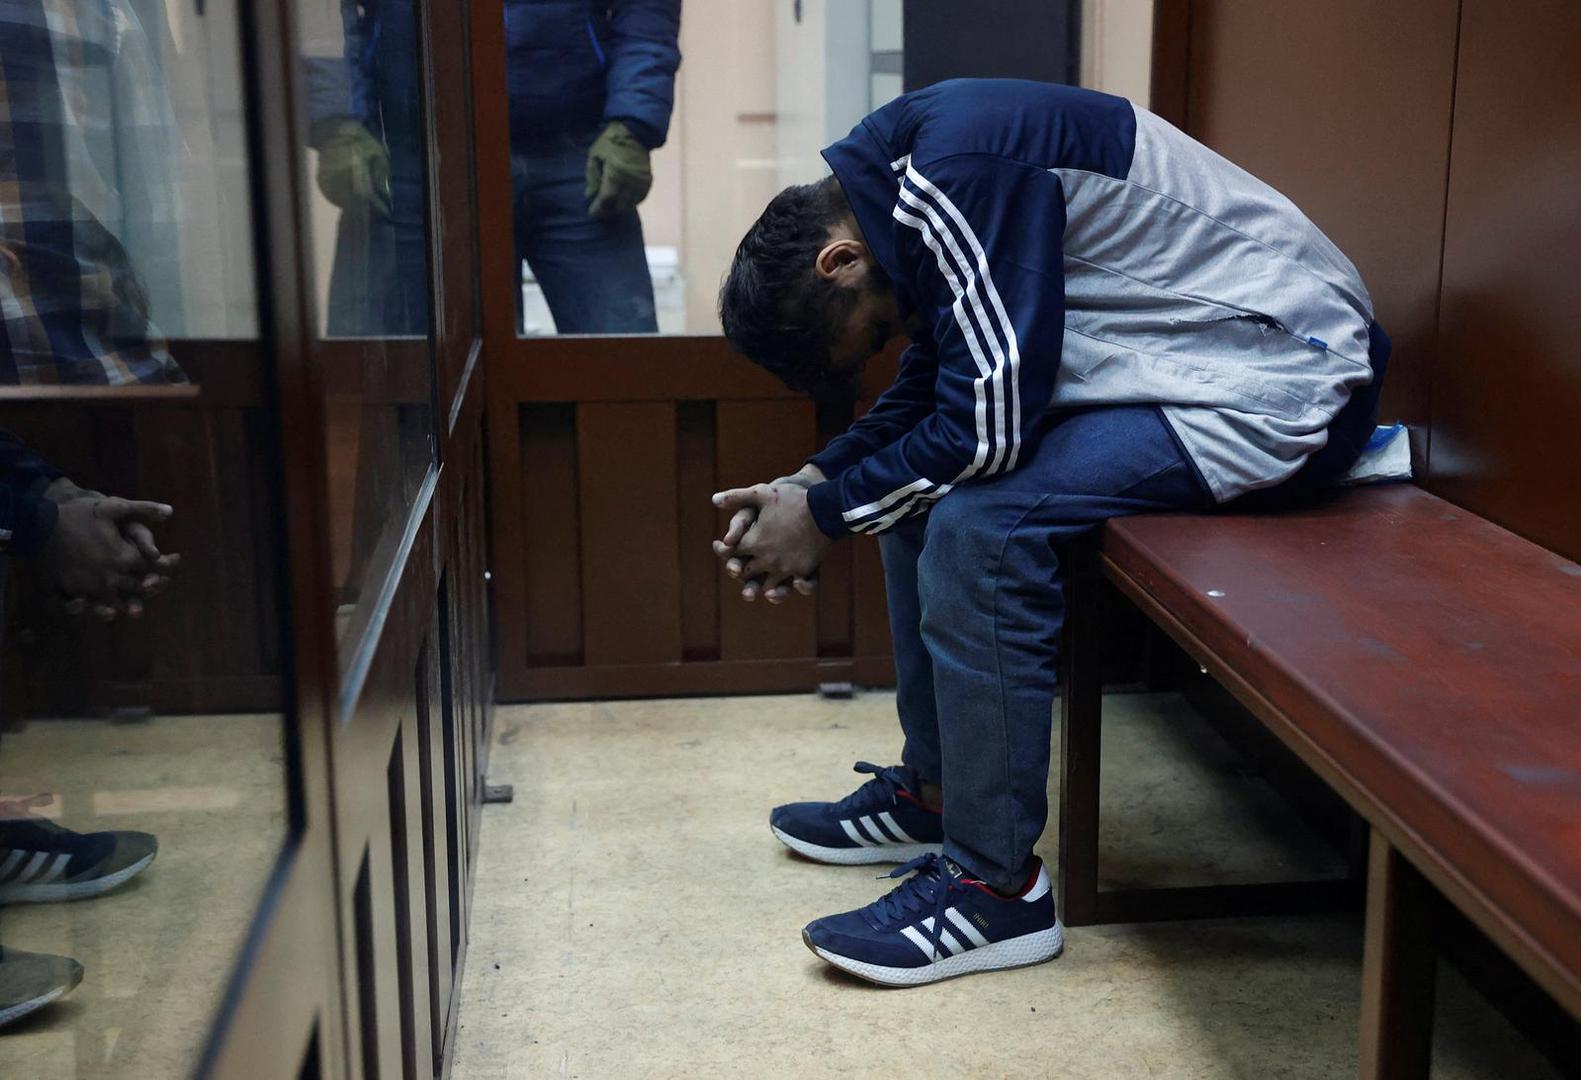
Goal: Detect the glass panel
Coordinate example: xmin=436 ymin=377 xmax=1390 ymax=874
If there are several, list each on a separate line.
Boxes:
xmin=505 ymin=0 xmax=1105 ymax=338
xmin=297 ymin=0 xmax=437 ymax=668
xmin=0 ymin=1 xmax=286 ymax=1075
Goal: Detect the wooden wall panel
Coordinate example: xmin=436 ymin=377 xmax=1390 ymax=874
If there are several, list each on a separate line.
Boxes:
xmin=1427 ymin=0 xmax=1581 ymax=561
xmin=715 ymin=400 xmax=819 ymax=662
xmin=1 ymin=396 xmax=284 ymax=717
xmin=676 ymin=402 xmax=721 ymax=662
xmin=1183 ymin=0 xmax=1461 ymax=440
xmin=576 ymin=403 xmax=683 ymax=666
xmin=519 ymin=404 xmax=582 ymax=666
xmin=490 ymin=346 xmax=902 ymax=701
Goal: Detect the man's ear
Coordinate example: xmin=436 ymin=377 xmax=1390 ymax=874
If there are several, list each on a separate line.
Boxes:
xmin=814 ymin=238 xmax=866 ymax=284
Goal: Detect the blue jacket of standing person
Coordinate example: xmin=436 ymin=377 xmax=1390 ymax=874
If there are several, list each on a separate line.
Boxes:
xmin=504 ymin=0 xmax=681 ymax=149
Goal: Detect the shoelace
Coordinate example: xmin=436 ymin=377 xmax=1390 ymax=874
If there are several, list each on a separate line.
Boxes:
xmin=833 ymin=761 xmax=914 ymax=816
xmin=868 ymin=853 xmax=973 ymax=962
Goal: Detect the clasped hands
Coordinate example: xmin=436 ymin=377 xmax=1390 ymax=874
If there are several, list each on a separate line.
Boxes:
xmin=43 ymin=479 xmax=180 ymax=622
xmin=712 ymin=464 xmax=831 ymax=604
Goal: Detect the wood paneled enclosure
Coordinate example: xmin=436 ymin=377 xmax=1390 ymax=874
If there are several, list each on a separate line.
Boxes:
xmin=487 ymin=340 xmax=898 ymax=700
xmin=1153 ymin=0 xmax=1581 ymax=561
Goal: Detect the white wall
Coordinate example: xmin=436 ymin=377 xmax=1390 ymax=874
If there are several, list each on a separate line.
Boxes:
xmin=1081 ymin=0 xmax=1154 ymax=104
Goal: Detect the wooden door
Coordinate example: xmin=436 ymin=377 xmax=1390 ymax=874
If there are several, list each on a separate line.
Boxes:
xmin=468 ymin=0 xmax=899 ymax=702
xmin=230 ymin=0 xmax=495 ymax=1077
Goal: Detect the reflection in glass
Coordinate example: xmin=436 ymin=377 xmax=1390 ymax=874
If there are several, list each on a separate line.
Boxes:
xmin=506 ymin=0 xmax=679 ymax=335
xmin=299 ymin=0 xmax=436 ymax=662
xmin=0 ymin=1 xmax=285 ymax=1075
xmin=503 ymin=0 xmax=916 ymax=338
xmin=302 ymin=0 xmax=430 ymax=338
xmin=0 ymin=0 xmax=257 ymax=384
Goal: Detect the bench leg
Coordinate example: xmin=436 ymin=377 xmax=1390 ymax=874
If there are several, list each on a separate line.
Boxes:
xmin=1358 ymin=828 xmax=1436 ymax=1080
xmin=1057 ymin=541 xmax=1103 ymax=927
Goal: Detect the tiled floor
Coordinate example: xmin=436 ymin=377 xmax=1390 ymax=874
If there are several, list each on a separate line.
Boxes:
xmin=452 ymin=692 xmax=1559 ymax=1079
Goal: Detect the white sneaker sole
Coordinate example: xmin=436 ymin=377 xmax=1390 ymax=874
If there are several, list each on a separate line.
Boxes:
xmin=771 ymin=825 xmax=940 ymax=866
xmin=805 ymin=922 xmax=1065 ymax=987
xmin=0 ymin=851 xmax=156 ymax=904
xmin=0 ymin=983 xmax=71 ymax=1029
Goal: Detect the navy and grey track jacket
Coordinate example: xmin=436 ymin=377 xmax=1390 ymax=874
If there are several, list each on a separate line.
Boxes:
xmin=804 ymin=79 xmax=1376 ymax=538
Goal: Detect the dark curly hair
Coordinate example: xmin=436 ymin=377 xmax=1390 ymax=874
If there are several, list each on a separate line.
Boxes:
xmin=718 ymin=176 xmax=859 ymax=399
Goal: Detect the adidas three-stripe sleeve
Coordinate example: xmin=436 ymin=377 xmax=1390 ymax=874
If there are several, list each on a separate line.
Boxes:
xmin=805 ymin=156 xmax=1067 ymax=538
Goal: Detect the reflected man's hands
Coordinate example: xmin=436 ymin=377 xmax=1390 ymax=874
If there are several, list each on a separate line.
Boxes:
xmin=712 ymin=479 xmax=831 ymax=606
xmin=43 ymin=481 xmax=179 ymax=622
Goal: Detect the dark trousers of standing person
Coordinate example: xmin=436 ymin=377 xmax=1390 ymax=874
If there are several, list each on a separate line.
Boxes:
xmin=510 ymin=128 xmax=658 ymax=334
xmin=878 ymin=323 xmax=1391 ymax=890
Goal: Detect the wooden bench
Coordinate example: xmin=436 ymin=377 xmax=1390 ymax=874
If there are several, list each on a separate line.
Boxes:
xmin=1056 ymin=482 xmax=1581 ymax=1078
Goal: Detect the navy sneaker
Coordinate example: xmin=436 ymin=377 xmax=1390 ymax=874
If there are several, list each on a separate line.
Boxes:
xmin=770 ymin=762 xmax=943 ymax=865
xmin=0 ymin=817 xmax=158 ymax=904
xmin=0 ymin=947 xmax=83 ymax=1029
xmin=802 ymin=853 xmax=1063 ymax=986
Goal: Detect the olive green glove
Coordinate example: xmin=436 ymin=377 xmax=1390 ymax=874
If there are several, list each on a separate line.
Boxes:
xmin=585 ymin=120 xmax=653 ymax=220
xmin=312 ymin=117 xmax=391 ymax=216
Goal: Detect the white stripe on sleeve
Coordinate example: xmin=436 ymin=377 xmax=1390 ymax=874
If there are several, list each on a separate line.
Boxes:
xmin=842 ymin=477 xmax=935 ymax=525
xmin=893 ymin=195 xmax=997 ymax=480
xmin=904 ymin=165 xmax=1025 ymax=469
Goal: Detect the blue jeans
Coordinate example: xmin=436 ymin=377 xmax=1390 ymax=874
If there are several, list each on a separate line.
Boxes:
xmin=511 ymin=131 xmax=657 ymax=334
xmin=878 ymin=324 xmax=1391 ymax=890
xmin=880 ymin=405 xmax=1214 ymax=889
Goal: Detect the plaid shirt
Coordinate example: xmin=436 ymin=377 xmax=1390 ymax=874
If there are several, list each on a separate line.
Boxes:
xmin=0 ymin=0 xmax=185 ymax=385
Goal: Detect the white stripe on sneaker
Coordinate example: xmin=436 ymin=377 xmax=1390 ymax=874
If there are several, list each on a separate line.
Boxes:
xmin=899 ymin=924 xmax=942 ymax=961
xmin=1021 ymin=863 xmax=1052 ymax=902
xmin=945 ymin=907 xmax=991 ymax=949
xmin=857 ymin=816 xmax=891 ymax=844
xmin=37 ymin=853 xmax=71 ymax=884
xmin=877 ymin=812 xmax=919 ymax=845
xmin=0 ymin=850 xmax=24 ymax=881
xmin=839 ymin=820 xmax=876 ymax=847
xmin=919 ymin=916 xmax=968 ymax=958
xmin=17 ymin=851 xmax=48 ymax=883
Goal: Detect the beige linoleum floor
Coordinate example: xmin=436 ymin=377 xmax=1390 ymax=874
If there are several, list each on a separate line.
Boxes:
xmin=0 ymin=713 xmax=287 ymax=1079
xmin=454 ymin=692 xmax=1561 ymax=1080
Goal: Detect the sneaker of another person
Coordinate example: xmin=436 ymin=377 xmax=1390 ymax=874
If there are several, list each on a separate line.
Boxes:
xmin=0 ymin=947 xmax=83 ymax=1029
xmin=802 ymin=853 xmax=1063 ymax=987
xmin=770 ymin=761 xmax=943 ymax=865
xmin=0 ymin=817 xmax=158 ymax=903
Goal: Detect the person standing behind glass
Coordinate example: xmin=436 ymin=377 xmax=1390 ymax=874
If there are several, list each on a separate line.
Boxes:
xmin=507 ymin=0 xmax=680 ymax=334
xmin=304 ymin=0 xmax=429 ymax=337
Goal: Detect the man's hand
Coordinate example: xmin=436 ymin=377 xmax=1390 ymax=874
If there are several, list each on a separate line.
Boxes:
xmin=312 ymin=117 xmax=392 ymax=216
xmin=713 ymin=464 xmax=824 ymax=603
xmin=712 ymin=483 xmax=831 ymax=605
xmin=44 ymin=496 xmax=178 ymax=622
xmin=585 ymin=121 xmax=652 ymax=219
